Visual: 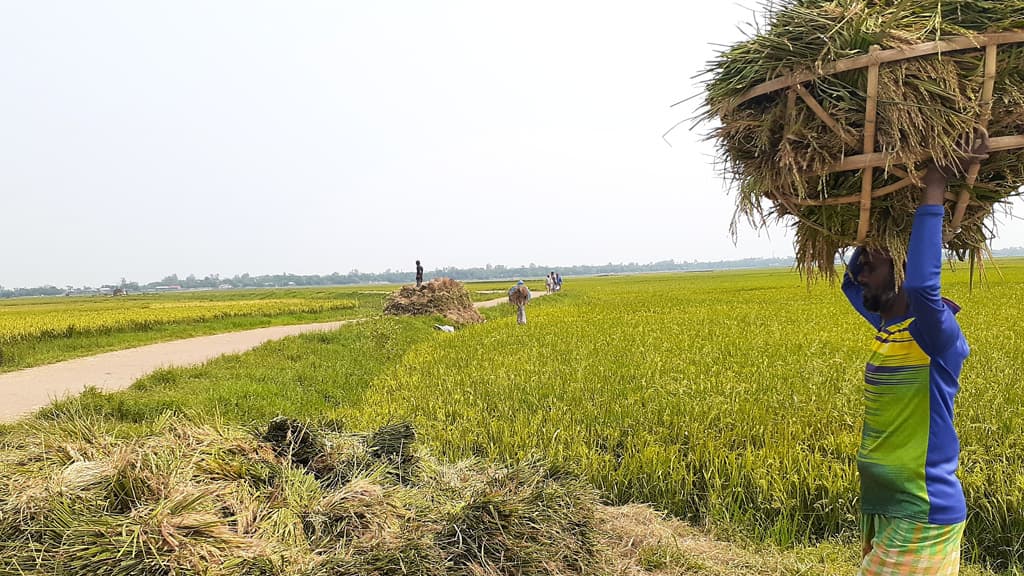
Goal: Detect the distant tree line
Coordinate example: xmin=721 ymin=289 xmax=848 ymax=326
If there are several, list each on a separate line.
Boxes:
xmin=6 ymin=249 xmax=1021 ymax=298
xmin=0 ymin=285 xmax=67 ymax=299
xmin=2 ymin=257 xmax=801 ymax=298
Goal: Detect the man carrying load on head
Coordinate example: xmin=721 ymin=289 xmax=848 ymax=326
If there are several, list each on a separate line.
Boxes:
xmin=842 ymin=132 xmax=989 ymax=576
xmin=507 ymin=280 xmax=531 ymax=325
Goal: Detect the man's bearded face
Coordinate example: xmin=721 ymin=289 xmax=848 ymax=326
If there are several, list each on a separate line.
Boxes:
xmin=858 ymin=251 xmax=897 ymax=313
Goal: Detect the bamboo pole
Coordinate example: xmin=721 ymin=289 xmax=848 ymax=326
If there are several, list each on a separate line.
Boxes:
xmin=794 ymin=84 xmax=858 ymax=148
xmin=951 ymin=44 xmax=999 ymax=235
xmin=720 ymin=30 xmax=1024 ymax=111
xmin=857 ymin=46 xmax=881 ymax=243
xmin=888 ymin=166 xmax=912 ymax=180
xmin=824 ymin=135 xmax=1024 ymax=173
xmin=786 ymin=170 xmax=925 ymax=206
xmin=770 ymin=191 xmax=838 ymax=236
xmin=786 ymin=179 xmax=969 ymax=206
xmin=790 ymin=174 xmax=915 ymax=206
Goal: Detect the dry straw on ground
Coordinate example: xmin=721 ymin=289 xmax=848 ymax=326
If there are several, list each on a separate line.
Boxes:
xmin=699 ymin=0 xmax=1024 ymax=279
xmin=1 ymin=414 xmax=819 ymax=575
xmin=0 ymin=416 xmax=601 ymax=575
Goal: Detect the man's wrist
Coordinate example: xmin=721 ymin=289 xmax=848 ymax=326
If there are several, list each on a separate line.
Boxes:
xmin=924 ymin=164 xmax=949 ymax=185
xmin=922 ymin=165 xmax=948 ymax=205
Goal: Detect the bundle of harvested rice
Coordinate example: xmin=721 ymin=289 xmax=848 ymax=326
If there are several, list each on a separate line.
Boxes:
xmin=263 ymin=416 xmax=328 ymax=470
xmin=698 ymin=0 xmax=1024 ymax=278
xmin=429 ymin=456 xmax=601 ymax=574
xmin=383 ymin=277 xmax=484 ymax=325
xmin=508 ymin=284 xmax=530 ymax=307
xmin=0 ymin=417 xmax=607 ymax=576
xmin=366 ymin=421 xmax=418 ymax=471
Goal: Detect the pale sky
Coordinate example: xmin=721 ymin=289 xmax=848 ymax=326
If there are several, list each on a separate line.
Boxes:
xmin=2 ymin=2 xmax=1022 ymax=288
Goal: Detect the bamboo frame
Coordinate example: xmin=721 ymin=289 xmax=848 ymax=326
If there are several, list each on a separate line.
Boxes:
xmin=794 ymin=84 xmax=857 ymax=148
xmin=824 ymin=135 xmax=1024 ymax=173
xmin=857 ymin=46 xmax=881 ymax=242
xmin=951 ymin=44 xmax=999 ymax=233
xmin=723 ymin=30 xmax=1024 ymax=241
xmin=771 ymin=191 xmax=838 ymax=236
xmin=724 ymin=30 xmax=1024 ymax=111
xmin=789 ymin=169 xmax=926 ymax=206
xmin=887 ymin=166 xmax=912 ymax=180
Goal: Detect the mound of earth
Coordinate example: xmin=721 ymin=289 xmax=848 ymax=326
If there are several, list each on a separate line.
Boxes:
xmin=383 ymin=277 xmax=484 ymax=325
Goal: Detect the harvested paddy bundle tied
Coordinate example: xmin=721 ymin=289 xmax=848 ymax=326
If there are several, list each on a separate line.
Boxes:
xmin=699 ymin=0 xmax=1024 ymax=279
xmin=508 ymin=283 xmax=530 ymax=307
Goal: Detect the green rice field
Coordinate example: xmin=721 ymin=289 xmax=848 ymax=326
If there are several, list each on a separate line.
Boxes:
xmin=0 ymin=283 xmax=517 ymax=372
xmin=2 ymin=262 xmax=1023 ymax=573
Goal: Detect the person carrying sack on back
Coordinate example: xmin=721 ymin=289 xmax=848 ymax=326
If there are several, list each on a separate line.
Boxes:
xmin=507 ymin=280 xmax=531 ymax=325
xmin=842 ymin=131 xmax=988 ymax=576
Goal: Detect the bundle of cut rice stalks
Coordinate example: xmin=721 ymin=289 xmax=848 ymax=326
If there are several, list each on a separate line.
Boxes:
xmin=0 ymin=417 xmax=607 ymax=575
xmin=699 ymin=0 xmax=1024 ymax=279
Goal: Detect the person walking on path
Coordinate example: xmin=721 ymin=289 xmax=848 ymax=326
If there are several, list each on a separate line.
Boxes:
xmin=415 ymin=260 xmax=424 ymax=288
xmin=842 ymin=133 xmax=988 ymax=576
xmin=507 ymin=280 xmax=531 ymax=325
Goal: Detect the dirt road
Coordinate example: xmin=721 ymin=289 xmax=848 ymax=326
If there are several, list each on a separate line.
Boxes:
xmin=0 ymin=292 xmax=545 ymax=423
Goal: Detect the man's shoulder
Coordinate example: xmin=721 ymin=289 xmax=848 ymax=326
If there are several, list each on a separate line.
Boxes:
xmin=905 ymin=313 xmax=968 ymax=358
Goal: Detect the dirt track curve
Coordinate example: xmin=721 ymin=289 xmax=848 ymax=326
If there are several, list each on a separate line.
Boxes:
xmin=0 ymin=292 xmax=547 ymax=423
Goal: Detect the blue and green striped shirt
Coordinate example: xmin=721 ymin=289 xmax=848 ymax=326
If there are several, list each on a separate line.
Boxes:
xmin=843 ymin=205 xmax=969 ymax=525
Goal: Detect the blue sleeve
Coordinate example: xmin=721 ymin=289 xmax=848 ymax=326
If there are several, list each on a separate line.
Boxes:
xmin=904 ymin=205 xmax=962 ymax=356
xmin=842 ymin=246 xmax=882 ymax=329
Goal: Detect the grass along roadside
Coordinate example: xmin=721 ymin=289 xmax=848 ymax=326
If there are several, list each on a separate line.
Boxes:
xmin=0 ymin=283 xmax=520 ymax=373
xmin=0 ymin=305 xmax=373 ymax=374
xmin=22 ymin=316 xmax=437 ymax=427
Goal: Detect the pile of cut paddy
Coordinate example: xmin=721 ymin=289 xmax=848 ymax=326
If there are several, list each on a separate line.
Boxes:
xmin=384 ymin=278 xmax=484 ymax=324
xmin=0 ymin=416 xmax=604 ymax=575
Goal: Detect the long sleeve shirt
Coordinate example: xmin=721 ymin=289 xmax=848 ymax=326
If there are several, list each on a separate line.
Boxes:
xmin=842 ymin=205 xmax=969 ymax=525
